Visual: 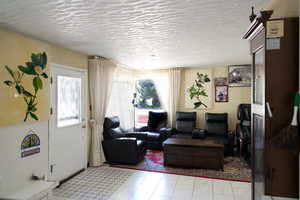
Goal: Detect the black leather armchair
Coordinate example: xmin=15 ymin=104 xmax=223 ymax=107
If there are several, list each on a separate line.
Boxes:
xmin=235 ymin=104 xmax=251 ymax=163
xmin=102 ymin=116 xmax=147 ymax=164
xmin=172 ymin=112 xmax=197 ymax=138
xmin=205 ymin=113 xmax=234 ymax=156
xmin=137 ymin=111 xmax=172 ymax=150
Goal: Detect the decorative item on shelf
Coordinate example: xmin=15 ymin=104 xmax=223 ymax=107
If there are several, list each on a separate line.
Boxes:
xmin=3 ymin=52 xmax=48 ymax=121
xmin=249 ymin=6 xmax=257 ymax=22
xmin=215 ymin=85 xmax=228 ymax=102
xmin=21 ymin=130 xmax=41 ymax=158
xmin=228 ymin=65 xmax=251 ymax=87
xmin=188 ymin=72 xmax=211 ymax=108
xmin=214 ymin=77 xmax=228 ymax=86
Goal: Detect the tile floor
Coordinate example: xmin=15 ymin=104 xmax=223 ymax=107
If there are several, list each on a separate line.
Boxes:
xmin=52 ymin=166 xmax=299 ymax=200
xmin=52 ymin=167 xmax=251 ymax=200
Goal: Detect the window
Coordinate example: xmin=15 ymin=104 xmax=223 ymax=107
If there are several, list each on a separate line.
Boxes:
xmin=136 ymin=79 xmax=161 ymax=109
xmin=57 ymin=76 xmax=82 ymax=127
xmin=135 ymin=79 xmax=162 ymax=128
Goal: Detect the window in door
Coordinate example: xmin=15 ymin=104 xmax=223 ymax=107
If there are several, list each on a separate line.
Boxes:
xmin=57 ymin=75 xmax=82 ymax=127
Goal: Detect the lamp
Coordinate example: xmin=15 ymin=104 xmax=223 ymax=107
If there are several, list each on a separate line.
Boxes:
xmin=132 ymin=92 xmax=137 ymax=131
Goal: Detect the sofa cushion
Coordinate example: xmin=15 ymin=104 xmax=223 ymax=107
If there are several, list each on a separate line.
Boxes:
xmin=104 ymin=127 xmax=125 ymax=140
xmin=176 ymin=121 xmax=195 ymax=133
xmin=205 ymin=113 xmax=228 ymax=136
xmin=176 ymin=112 xmax=197 ymax=121
xmin=104 ymin=116 xmax=120 ymax=130
xmin=176 ymin=112 xmax=197 ymax=133
xmin=147 ymin=132 xmax=161 ymax=141
xmin=148 ymin=111 xmax=168 ymax=131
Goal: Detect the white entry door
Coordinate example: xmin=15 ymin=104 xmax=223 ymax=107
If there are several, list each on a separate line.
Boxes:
xmin=49 ymin=64 xmax=87 ymax=182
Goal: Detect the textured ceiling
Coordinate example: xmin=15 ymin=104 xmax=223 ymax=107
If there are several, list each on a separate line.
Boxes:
xmin=0 ymin=0 xmax=270 ymax=69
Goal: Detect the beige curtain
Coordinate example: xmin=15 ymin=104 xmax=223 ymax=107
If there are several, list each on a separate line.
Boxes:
xmin=88 ymin=58 xmax=116 ymax=167
xmin=168 ymin=68 xmax=181 ymax=128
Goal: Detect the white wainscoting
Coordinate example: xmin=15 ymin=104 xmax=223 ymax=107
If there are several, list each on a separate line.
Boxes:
xmin=0 ymin=121 xmax=49 ymax=197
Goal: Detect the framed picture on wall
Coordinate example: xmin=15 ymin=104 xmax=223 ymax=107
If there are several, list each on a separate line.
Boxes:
xmin=228 ymin=65 xmax=251 ymax=87
xmin=214 ymin=77 xmax=228 ymax=86
xmin=215 ymin=85 xmax=228 ymax=102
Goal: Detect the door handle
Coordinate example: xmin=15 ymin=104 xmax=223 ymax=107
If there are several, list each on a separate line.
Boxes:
xmin=266 ymin=102 xmax=273 ymax=118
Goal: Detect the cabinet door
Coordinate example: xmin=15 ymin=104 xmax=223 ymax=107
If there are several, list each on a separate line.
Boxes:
xmin=251 ymin=29 xmax=266 ymax=200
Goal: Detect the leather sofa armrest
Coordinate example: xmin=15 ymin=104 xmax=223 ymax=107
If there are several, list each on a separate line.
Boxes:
xmin=103 ymin=138 xmax=138 ymax=153
xmin=114 ymin=137 xmax=137 ymax=143
xmin=135 ymin=126 xmax=149 ymax=132
xmin=159 ymin=127 xmax=173 ymax=137
xmin=125 ymin=132 xmax=148 ymax=141
xmin=102 ymin=138 xmax=144 ymax=164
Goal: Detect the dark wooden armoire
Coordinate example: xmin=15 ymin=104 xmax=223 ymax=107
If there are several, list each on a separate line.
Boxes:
xmin=243 ymin=11 xmax=299 ymax=199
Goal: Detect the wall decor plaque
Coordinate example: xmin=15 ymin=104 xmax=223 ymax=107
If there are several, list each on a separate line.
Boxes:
xmin=21 ymin=130 xmax=41 ymax=158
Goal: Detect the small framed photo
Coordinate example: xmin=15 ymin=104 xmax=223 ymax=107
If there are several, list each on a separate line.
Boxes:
xmin=228 ymin=65 xmax=251 ymax=87
xmin=214 ymin=77 xmax=228 ymax=86
xmin=215 ymin=85 xmax=228 ymax=102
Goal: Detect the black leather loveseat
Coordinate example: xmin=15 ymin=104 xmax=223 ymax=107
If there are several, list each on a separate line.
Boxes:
xmin=172 ymin=112 xmax=234 ymax=156
xmin=102 ymin=116 xmax=147 ymax=164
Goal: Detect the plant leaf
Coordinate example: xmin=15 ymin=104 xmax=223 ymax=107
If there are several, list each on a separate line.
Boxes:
xmin=41 ymin=52 xmax=47 ymax=68
xmin=29 ymin=112 xmax=39 ymax=120
xmin=194 ymin=102 xmax=202 ymax=108
xmin=4 ymin=66 xmax=14 ymax=78
xmin=41 ymin=72 xmax=48 ymax=79
xmin=15 ymin=85 xmax=23 ymax=94
xmin=33 ymin=76 xmax=43 ymax=90
xmin=18 ymin=65 xmax=36 ymax=75
xmin=23 ymin=90 xmax=33 ymax=97
xmin=37 ymin=76 xmax=43 ymax=89
xmin=23 ymin=97 xmax=29 ymax=105
xmin=4 ymin=80 xmax=13 ymax=86
xmin=25 ymin=62 xmax=36 ymax=72
xmin=31 ymin=53 xmax=39 ymax=65
xmin=205 ymin=77 xmax=210 ymax=82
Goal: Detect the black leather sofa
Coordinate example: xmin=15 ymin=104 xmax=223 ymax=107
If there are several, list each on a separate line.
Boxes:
xmin=137 ymin=111 xmax=173 ymax=150
xmin=235 ymin=104 xmax=251 ymax=163
xmin=205 ymin=113 xmax=234 ymax=156
xmin=102 ymin=116 xmax=147 ymax=164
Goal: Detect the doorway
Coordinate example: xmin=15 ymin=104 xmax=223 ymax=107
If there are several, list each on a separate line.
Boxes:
xmin=49 ymin=64 xmax=87 ymax=181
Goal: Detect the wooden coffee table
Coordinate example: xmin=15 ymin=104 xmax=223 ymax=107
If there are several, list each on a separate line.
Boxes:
xmin=163 ymin=138 xmax=224 ymax=170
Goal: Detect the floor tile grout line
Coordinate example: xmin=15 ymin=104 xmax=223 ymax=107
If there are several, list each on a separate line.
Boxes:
xmin=146 ymin=175 xmax=164 ymax=200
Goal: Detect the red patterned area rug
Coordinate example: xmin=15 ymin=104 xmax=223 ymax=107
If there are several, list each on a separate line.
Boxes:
xmin=111 ymin=150 xmax=251 ymax=182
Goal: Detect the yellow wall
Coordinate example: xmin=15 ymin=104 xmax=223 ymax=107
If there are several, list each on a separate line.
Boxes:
xmin=0 ymin=28 xmax=88 ymax=127
xmin=264 ymin=0 xmax=299 ymax=19
xmin=0 ymin=28 xmax=91 ymax=162
xmin=178 ymin=66 xmax=251 ymax=131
